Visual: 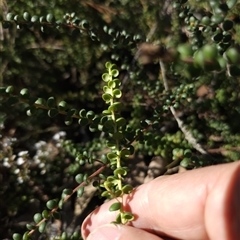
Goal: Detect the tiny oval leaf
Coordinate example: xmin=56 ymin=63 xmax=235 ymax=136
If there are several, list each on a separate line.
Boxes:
xmin=109 ymin=202 xmax=121 ymax=212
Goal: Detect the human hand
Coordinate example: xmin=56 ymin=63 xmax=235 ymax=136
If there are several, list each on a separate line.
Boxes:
xmin=81 ymin=161 xmax=240 ymax=240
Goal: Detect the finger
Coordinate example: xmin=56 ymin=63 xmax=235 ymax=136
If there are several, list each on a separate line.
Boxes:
xmin=82 ymin=161 xmax=240 ymax=240
xmin=87 ymin=224 xmax=164 ymax=240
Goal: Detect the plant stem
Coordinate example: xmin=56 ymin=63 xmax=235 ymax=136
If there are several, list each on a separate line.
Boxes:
xmin=159 ymin=60 xmax=208 ymax=155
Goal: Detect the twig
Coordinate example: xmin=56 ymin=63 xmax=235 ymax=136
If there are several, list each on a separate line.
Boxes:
xmin=159 ymin=60 xmax=208 ymax=155
xmin=27 ymin=164 xmax=106 ymax=236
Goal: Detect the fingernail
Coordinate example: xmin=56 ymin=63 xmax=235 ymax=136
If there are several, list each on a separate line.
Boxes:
xmin=87 ymin=224 xmax=121 ymax=240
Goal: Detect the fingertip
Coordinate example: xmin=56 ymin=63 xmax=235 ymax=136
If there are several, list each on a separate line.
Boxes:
xmin=86 ymin=224 xmax=121 ymax=240
xmin=225 ymin=163 xmax=240 ymax=239
xmin=205 ymin=161 xmax=240 ymax=240
xmin=81 ymin=205 xmax=119 ymax=238
xmin=86 ymin=224 xmax=163 ymax=240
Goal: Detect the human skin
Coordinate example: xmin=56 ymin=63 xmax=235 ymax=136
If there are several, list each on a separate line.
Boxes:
xmin=81 ymin=161 xmax=240 ymax=240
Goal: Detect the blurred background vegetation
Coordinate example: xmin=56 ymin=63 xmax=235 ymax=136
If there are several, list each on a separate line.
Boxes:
xmin=1 ymin=0 xmax=240 ymax=239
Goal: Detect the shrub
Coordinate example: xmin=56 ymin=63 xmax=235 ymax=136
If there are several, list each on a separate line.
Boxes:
xmin=1 ymin=0 xmax=240 ymax=239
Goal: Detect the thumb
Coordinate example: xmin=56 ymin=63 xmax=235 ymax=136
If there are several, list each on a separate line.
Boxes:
xmin=86 ymin=224 xmax=163 ymax=240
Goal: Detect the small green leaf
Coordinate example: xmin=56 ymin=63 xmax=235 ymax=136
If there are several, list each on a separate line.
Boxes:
xmin=64 ymin=117 xmax=73 ymax=126
xmin=75 ymin=173 xmax=84 ymax=183
xmin=107 ymin=152 xmax=118 ymax=160
xmin=113 ymin=89 xmax=122 ymax=98
xmin=173 ymin=102 xmax=179 ymax=109
xmin=22 ymin=231 xmax=30 ymax=240
xmin=114 ymin=190 xmax=122 ymax=197
xmin=108 ymin=102 xmax=123 ymax=111
xmin=65 ymin=115 xmax=73 ymax=125
xmin=26 ymin=224 xmax=35 ymax=230
xmin=227 ymin=0 xmax=237 ymax=9
xmin=103 ymin=119 xmax=114 ymax=130
xmin=211 ymin=15 xmax=224 ymax=24
xmin=79 ymin=109 xmax=87 ymax=117
xmin=103 ymin=85 xmax=111 ymax=93
xmin=99 ymin=173 xmax=107 ymax=180
xmin=20 ymin=88 xmax=29 ymax=98
xmin=77 ymin=186 xmax=84 ymax=197
xmin=5 ymin=85 xmax=14 ymax=93
xmin=108 ymin=80 xmax=116 ymax=88
xmin=180 ymin=158 xmax=190 ymax=168
xmin=172 ymin=148 xmax=184 ymax=157
xmin=101 ymin=190 xmax=111 ymax=198
xmin=116 ymin=117 xmax=126 ymax=127
xmin=33 ymin=213 xmax=42 ymax=224
xmin=102 ymin=109 xmax=112 ymax=115
xmin=140 ymin=120 xmax=149 ymax=128
xmin=112 ymin=132 xmax=124 ymax=140
xmin=122 ymin=184 xmax=133 ymax=194
xmin=107 ymin=176 xmax=116 ymax=182
xmin=104 ymin=181 xmax=114 ymax=189
xmin=177 ymin=44 xmax=193 ymax=60
xmin=102 ymin=93 xmax=113 ymax=102
xmin=46 ymin=13 xmax=55 ymax=23
xmin=35 ymin=98 xmax=46 ymax=106
xmin=201 ymin=16 xmax=211 ymax=25
xmin=6 ymin=13 xmax=14 ymax=21
xmin=61 ymin=232 xmax=68 ymax=240
xmin=109 ymin=202 xmax=121 ymax=211
xmin=202 ymin=44 xmax=218 ymax=61
xmin=13 ymin=15 xmax=19 ymax=21
xmin=58 ymin=101 xmax=68 ymax=111
xmin=114 ymin=213 xmax=122 ymax=224
xmin=120 ymin=149 xmax=131 ymax=159
xmin=114 ymin=167 xmax=127 ymax=176
xmin=31 ymin=15 xmax=39 ymax=22
xmin=38 ymin=222 xmax=46 ymax=233
xmin=113 ymin=79 xmax=121 ymax=87
xmin=222 ymin=19 xmax=233 ymax=31
xmin=46 ymin=199 xmax=58 ymax=210
xmin=89 ymin=123 xmax=98 ymax=132
xmin=78 ymin=117 xmax=89 ymax=126
xmin=42 ymin=210 xmax=50 ymax=219
xmin=81 ymin=19 xmax=90 ymax=29
xmin=225 ymin=48 xmax=239 ymax=64
xmin=48 ymin=108 xmax=59 ymax=118
xmin=212 ymin=33 xmax=223 ymax=43
xmin=71 ymin=231 xmax=80 ymax=239
xmin=86 ymin=111 xmax=95 ymax=119
xmin=83 ymin=173 xmax=88 ymax=181
xmin=58 ymin=199 xmax=64 ymax=209
xmin=111 ymin=69 xmax=119 ymax=77
xmin=23 ymin=12 xmax=30 ymax=21
xmin=13 ymin=233 xmax=22 ymax=240
xmin=194 ymin=49 xmax=205 ymax=68
xmin=105 ymin=62 xmax=112 ymax=69
xmin=184 ymin=149 xmax=192 ymax=158
xmin=122 ymin=212 xmax=134 ymax=223
xmin=102 ymin=73 xmax=111 ymax=82
xmin=47 ymin=97 xmax=55 ymax=108
xmin=39 ymin=16 xmax=45 ymax=23
xmin=92 ymin=116 xmax=101 ymax=124
xmin=63 ymin=188 xmax=73 ymax=195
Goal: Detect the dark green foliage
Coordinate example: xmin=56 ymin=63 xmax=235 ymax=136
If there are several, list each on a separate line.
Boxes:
xmin=1 ymin=0 xmax=240 ymax=239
